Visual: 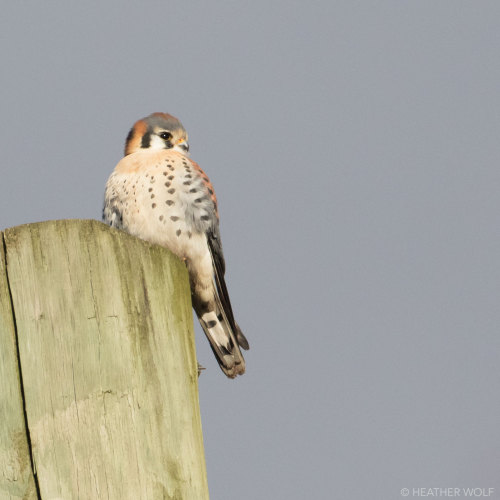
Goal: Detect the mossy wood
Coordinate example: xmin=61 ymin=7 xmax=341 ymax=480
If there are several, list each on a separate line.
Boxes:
xmin=0 ymin=220 xmax=209 ymax=500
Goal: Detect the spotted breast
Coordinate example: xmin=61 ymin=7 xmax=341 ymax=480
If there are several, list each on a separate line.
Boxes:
xmin=104 ymin=150 xmax=217 ymax=262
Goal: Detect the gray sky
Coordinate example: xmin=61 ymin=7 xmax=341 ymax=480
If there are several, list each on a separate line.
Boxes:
xmin=1 ymin=2 xmax=500 ymax=498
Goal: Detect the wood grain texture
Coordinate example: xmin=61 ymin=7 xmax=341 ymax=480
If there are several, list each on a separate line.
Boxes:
xmin=3 ymin=220 xmax=209 ymax=500
xmin=0 ymin=233 xmax=38 ymax=500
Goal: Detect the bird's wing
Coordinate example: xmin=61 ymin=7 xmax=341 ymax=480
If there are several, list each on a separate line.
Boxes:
xmin=206 ymin=227 xmax=249 ymax=351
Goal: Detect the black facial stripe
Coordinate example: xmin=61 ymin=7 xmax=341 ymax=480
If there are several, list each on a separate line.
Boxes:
xmin=125 ymin=127 xmax=134 ymax=146
xmin=141 ymin=131 xmax=151 ymax=149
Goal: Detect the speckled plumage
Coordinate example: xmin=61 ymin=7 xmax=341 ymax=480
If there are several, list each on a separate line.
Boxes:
xmin=103 ymin=113 xmax=248 ymax=378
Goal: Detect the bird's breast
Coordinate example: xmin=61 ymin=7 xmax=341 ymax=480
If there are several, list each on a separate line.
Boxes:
xmin=104 ymin=150 xmax=219 ymax=261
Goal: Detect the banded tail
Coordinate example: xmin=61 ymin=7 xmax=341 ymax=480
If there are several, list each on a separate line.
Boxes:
xmin=194 ymin=233 xmax=249 ymax=378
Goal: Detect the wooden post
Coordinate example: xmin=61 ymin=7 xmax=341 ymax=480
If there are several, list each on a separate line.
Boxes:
xmin=0 ymin=220 xmax=209 ymax=500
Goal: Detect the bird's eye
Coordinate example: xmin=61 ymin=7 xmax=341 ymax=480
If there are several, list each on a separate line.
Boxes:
xmin=159 ymin=131 xmax=172 ymax=140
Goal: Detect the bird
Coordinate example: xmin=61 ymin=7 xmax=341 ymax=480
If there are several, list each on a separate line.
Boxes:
xmin=103 ymin=112 xmax=249 ymax=378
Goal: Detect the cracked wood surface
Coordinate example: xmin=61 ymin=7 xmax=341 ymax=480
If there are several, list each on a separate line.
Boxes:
xmin=0 ymin=233 xmax=38 ymax=499
xmin=0 ymin=220 xmax=209 ymax=500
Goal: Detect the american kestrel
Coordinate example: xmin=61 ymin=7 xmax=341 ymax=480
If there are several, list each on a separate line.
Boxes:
xmin=103 ymin=113 xmax=249 ymax=378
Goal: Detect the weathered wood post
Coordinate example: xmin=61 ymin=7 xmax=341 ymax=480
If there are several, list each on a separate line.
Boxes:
xmin=0 ymin=219 xmax=209 ymax=500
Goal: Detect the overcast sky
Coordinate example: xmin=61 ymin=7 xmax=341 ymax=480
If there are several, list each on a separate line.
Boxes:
xmin=1 ymin=2 xmax=499 ymax=499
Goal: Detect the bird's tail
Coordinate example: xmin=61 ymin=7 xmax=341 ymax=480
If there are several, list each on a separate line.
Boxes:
xmin=194 ymin=237 xmax=249 ymax=378
xmin=197 ymin=295 xmax=248 ymax=378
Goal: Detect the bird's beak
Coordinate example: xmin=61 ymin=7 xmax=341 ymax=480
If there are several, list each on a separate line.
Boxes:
xmin=174 ymin=138 xmax=190 ymax=155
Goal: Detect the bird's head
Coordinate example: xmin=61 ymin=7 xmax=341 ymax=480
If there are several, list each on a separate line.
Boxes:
xmin=124 ymin=112 xmax=189 ymax=157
